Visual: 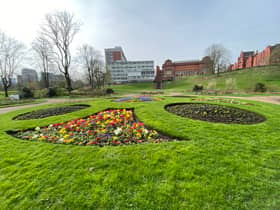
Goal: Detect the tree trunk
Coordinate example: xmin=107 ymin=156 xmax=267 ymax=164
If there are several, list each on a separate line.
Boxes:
xmin=64 ymin=67 xmax=72 ymax=94
xmin=44 ymin=72 xmax=49 ymax=88
xmin=88 ymin=68 xmax=94 ymax=89
xmin=4 ymin=85 xmax=9 ymax=97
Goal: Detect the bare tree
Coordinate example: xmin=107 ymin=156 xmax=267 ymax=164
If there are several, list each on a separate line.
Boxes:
xmin=40 ymin=10 xmax=81 ymax=93
xmin=104 ymin=66 xmax=112 ymax=86
xmin=93 ymin=59 xmax=106 ymax=89
xmin=0 ymin=31 xmax=25 ymax=97
xmin=77 ymin=44 xmax=102 ymax=89
xmin=32 ymin=35 xmax=53 ymax=88
xmin=205 ymin=44 xmax=231 ymax=76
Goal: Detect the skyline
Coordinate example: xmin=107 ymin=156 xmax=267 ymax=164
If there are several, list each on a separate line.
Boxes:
xmin=0 ymin=0 xmax=279 ymax=69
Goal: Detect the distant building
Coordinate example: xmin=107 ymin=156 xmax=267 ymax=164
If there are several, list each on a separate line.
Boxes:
xmin=157 ymin=57 xmax=211 ymax=81
xmin=40 ymin=72 xmax=65 ymax=87
xmin=154 ymin=66 xmax=163 ymax=89
xmin=105 ymin=46 xmax=155 ymax=83
xmin=0 ymin=78 xmax=16 ymax=86
xmin=105 ymin=46 xmax=127 ymax=64
xmin=21 ymin=68 xmax=38 ymax=84
xmin=231 ymin=44 xmax=280 ymax=70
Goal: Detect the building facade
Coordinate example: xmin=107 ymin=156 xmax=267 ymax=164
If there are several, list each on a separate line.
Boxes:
xmin=40 ymin=72 xmax=65 ymax=87
xmin=158 ymin=56 xmax=211 ymax=81
xmin=21 ymin=68 xmax=38 ymax=83
xmin=105 ymin=47 xmax=155 ymax=83
xmin=231 ymin=44 xmax=280 ymax=70
xmin=105 ymin=46 xmax=127 ymax=64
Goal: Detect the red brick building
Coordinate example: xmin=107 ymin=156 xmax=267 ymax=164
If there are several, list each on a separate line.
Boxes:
xmin=231 ymin=44 xmax=280 ymax=70
xmin=157 ymin=56 xmax=211 ymax=81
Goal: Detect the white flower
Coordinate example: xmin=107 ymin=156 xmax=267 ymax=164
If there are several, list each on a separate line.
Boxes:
xmin=114 ymin=127 xmax=122 ymax=135
xmin=32 ymin=134 xmax=39 ymax=139
xmin=48 ymin=124 xmax=53 ymax=128
xmin=35 ymin=127 xmax=40 ymax=131
xmin=143 ymin=129 xmax=148 ymax=135
xmin=58 ymin=138 xmax=64 ymax=143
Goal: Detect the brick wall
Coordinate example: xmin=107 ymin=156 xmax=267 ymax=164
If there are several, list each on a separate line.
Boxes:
xmin=231 ymin=45 xmax=274 ymax=71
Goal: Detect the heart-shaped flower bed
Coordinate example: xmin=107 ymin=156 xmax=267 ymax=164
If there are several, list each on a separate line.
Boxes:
xmin=12 ymin=109 xmax=172 ymax=146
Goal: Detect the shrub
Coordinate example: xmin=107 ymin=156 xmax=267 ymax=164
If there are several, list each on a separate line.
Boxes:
xmin=225 ymin=78 xmax=236 ymax=90
xmin=207 ymin=81 xmax=216 ymax=90
xmin=20 ymin=87 xmax=34 ymax=99
xmin=55 ymin=88 xmax=68 ymax=96
xmin=47 ymin=87 xmax=58 ymax=97
xmin=255 ymin=83 xmax=267 ymax=92
xmin=192 ymin=85 xmax=203 ymax=93
xmin=34 ymin=89 xmax=48 ymax=98
xmin=106 ymin=88 xmax=114 ymax=94
xmin=90 ymin=89 xmax=105 ymax=96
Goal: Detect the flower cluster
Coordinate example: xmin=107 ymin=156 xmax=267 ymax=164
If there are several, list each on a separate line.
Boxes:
xmin=15 ymin=109 xmax=170 ymax=146
xmin=192 ymin=98 xmax=254 ymax=106
xmin=114 ymin=96 xmax=162 ymax=103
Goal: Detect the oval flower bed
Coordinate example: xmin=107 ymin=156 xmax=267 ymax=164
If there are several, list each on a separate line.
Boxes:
xmin=165 ymin=103 xmax=266 ymax=124
xmin=13 ymin=104 xmax=90 ymax=120
xmin=13 ymin=109 xmax=172 ymax=146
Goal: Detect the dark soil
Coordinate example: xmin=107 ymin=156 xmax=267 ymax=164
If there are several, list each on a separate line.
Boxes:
xmin=13 ymin=104 xmax=90 ymax=120
xmin=165 ymin=103 xmax=266 ymax=124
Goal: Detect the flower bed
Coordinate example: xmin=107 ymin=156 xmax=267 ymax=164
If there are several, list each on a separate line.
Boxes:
xmin=165 ymin=103 xmax=266 ymax=124
xmin=13 ymin=105 xmax=90 ymax=120
xmin=12 ymin=109 xmax=172 ymax=146
xmin=114 ymin=96 xmax=162 ymax=102
xmin=191 ymin=98 xmax=254 ymax=106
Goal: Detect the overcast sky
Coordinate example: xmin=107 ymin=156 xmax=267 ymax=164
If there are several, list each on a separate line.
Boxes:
xmin=0 ymin=0 xmax=279 ymax=68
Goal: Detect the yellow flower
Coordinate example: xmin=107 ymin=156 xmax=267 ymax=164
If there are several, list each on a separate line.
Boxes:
xmin=63 ymin=134 xmax=70 ymax=139
xmin=59 ymin=128 xmax=66 ymax=134
xmin=136 ymin=133 xmax=142 ymax=138
xmin=39 ymin=136 xmax=46 ymax=141
xmin=64 ymin=139 xmax=75 ymax=143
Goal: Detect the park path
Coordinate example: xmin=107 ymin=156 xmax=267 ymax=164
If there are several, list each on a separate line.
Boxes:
xmin=0 ymin=98 xmax=93 ymax=115
xmin=220 ymin=96 xmax=280 ymax=105
xmin=168 ymin=92 xmax=280 ymax=105
xmin=1 ymin=95 xmax=279 ymax=115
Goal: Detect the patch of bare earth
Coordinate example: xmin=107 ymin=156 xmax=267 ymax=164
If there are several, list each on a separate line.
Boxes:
xmin=221 ymin=96 xmax=280 ymax=105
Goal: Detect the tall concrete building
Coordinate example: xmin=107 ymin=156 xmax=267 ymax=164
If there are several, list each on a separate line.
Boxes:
xmin=105 ymin=46 xmax=154 ymax=83
xmin=105 ymin=46 xmax=127 ymax=64
xmin=21 ymin=68 xmax=38 ymax=83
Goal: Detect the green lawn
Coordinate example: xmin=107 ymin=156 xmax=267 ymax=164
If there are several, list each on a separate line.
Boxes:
xmin=111 ymin=82 xmax=155 ymax=95
xmin=0 ymin=92 xmax=5 ymax=99
xmin=0 ymin=97 xmax=279 ymax=209
xmin=111 ymin=65 xmax=280 ymax=96
xmin=165 ymin=65 xmax=280 ymax=93
xmin=0 ymin=90 xmax=18 ymax=98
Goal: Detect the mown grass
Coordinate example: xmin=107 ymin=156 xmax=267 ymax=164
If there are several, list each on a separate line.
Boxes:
xmin=0 ymin=90 xmax=18 ymax=98
xmin=164 ymin=65 xmax=280 ymax=93
xmin=110 ymin=82 xmax=155 ymax=95
xmin=112 ymin=65 xmax=280 ymax=96
xmin=0 ymin=97 xmax=280 ymax=209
